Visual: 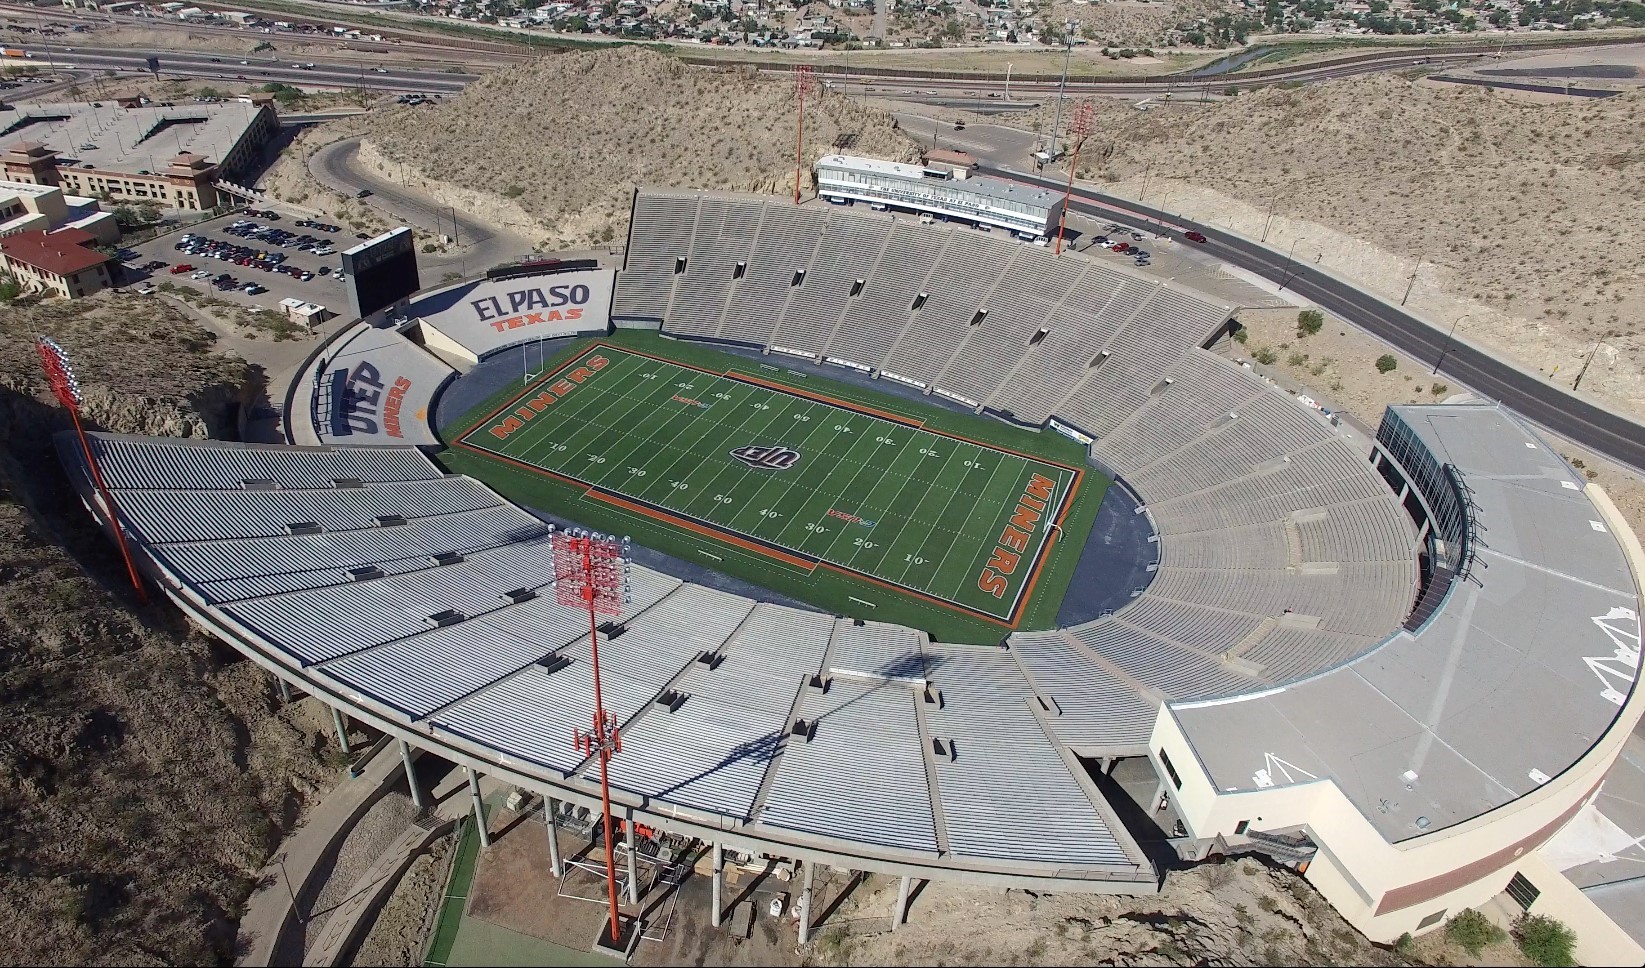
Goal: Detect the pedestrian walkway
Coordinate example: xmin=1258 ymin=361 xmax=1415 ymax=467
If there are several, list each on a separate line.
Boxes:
xmin=236 ymin=742 xmax=410 ymax=966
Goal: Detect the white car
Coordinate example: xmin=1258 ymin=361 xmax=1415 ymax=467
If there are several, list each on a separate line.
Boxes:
xmin=136 ymin=284 xmax=157 ymax=295
xmin=191 ymin=270 xmax=210 ymax=280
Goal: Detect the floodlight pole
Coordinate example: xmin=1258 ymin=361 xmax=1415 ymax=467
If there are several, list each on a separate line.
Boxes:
xmin=1055 ymin=102 xmax=1093 ymax=256
xmin=794 ymin=66 xmax=815 ymax=206
xmin=555 ymin=529 xmax=631 ymax=945
xmin=35 ymin=338 xmax=146 ymax=604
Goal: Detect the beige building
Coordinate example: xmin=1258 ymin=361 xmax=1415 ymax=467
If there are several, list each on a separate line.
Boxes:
xmin=0 ymin=227 xmax=114 ymax=298
xmin=0 ymin=178 xmax=120 ymax=244
xmin=0 ymin=99 xmax=279 ymax=212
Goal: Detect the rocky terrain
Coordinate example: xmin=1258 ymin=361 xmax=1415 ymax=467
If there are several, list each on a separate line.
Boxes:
xmin=333 ymin=47 xmax=919 ymax=249
xmin=0 ymin=294 xmax=334 ymax=963
xmin=810 ymin=861 xmax=1524 ymax=967
xmin=1015 ymin=75 xmax=1645 ymax=419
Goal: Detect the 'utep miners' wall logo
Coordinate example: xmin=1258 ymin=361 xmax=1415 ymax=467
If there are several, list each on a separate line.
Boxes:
xmin=730 ymin=445 xmax=801 ymax=470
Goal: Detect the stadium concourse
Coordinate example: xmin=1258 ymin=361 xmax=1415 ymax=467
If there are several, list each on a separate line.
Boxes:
xmin=57 ymin=189 xmax=1645 ymax=962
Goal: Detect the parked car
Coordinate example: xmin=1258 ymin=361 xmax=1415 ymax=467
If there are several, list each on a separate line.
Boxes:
xmin=169 ymin=264 xmax=193 ymax=274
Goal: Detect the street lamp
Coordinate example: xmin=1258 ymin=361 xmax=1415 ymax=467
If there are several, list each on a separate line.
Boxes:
xmin=1434 ymin=313 xmax=1469 ymax=375
xmin=1277 ymin=236 xmax=1307 ymax=292
xmin=1154 ymin=190 xmax=1173 ymax=238
xmin=1005 ymin=61 xmax=1012 ymax=101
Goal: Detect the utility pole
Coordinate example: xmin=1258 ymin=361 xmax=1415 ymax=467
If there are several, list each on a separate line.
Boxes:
xmin=1401 ymin=253 xmax=1424 ymax=306
xmin=1046 ymin=20 xmax=1075 ymax=160
xmin=793 ymin=65 xmax=814 ymax=206
xmin=1573 ymin=341 xmax=1603 ymax=391
xmin=1278 ymin=236 xmax=1307 ymax=292
xmin=1434 ymin=313 xmax=1468 ymax=375
xmin=1005 ymin=61 xmax=1012 ymax=101
xmin=1260 ymin=192 xmax=1277 ymax=243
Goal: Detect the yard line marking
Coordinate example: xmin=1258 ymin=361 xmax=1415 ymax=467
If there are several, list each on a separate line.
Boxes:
xmin=907 ymin=443 xmax=1010 ymax=591
xmin=856 ymin=440 xmax=970 ymax=578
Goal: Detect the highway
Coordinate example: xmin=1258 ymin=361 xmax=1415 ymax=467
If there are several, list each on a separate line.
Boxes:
xmin=985 ymin=166 xmax=1645 ymax=474
xmin=6 ymin=45 xmax=475 ymax=93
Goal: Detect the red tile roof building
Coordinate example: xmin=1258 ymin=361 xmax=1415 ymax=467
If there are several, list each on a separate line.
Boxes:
xmin=0 ymin=227 xmax=114 ymax=298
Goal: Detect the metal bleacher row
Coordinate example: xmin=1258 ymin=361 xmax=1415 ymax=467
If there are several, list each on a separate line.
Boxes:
xmin=57 ymin=189 xmax=1422 ymax=883
xmin=619 ymin=189 xmax=1420 ymax=748
xmin=62 ymin=433 xmax=1151 ymax=880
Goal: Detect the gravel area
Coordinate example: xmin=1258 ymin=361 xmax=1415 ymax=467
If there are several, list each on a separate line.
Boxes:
xmin=348 ymin=835 xmax=454 ymax=967
xmin=301 ymin=791 xmax=418 ymax=959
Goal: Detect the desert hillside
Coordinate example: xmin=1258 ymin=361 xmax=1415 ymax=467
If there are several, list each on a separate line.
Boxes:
xmin=351 ymin=47 xmax=921 ymax=248
xmin=0 ymin=296 xmax=334 ymax=962
xmin=1011 ymin=76 xmax=1645 ymax=417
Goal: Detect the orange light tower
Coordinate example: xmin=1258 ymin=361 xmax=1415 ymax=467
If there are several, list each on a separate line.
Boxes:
xmin=1055 ymin=101 xmax=1095 ymax=256
xmin=551 ymin=528 xmax=632 ymax=947
xmin=36 ymin=336 xmax=147 ymax=604
xmin=793 ymin=65 xmax=815 ymax=206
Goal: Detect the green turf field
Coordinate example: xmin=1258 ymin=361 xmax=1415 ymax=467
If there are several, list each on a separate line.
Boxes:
xmin=440 ymin=332 xmax=1108 ymax=642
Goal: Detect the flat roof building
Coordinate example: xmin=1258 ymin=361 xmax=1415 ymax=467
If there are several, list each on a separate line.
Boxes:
xmin=0 ymin=100 xmax=279 ymax=211
xmin=814 ymin=153 xmax=1063 ymax=238
xmin=0 ymin=178 xmax=120 ymax=244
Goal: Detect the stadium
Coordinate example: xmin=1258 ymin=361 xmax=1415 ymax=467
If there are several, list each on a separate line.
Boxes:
xmin=57 ymin=188 xmax=1645 ymax=961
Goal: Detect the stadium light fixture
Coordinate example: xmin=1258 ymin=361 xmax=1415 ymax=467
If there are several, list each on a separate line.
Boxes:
xmin=35 ymin=337 xmax=148 ymax=604
xmin=793 ymin=65 xmax=816 ymax=207
xmin=1054 ymin=101 xmax=1094 ymax=257
xmin=551 ymin=527 xmax=632 ymax=945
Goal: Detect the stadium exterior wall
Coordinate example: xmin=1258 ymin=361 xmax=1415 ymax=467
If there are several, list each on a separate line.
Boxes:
xmin=1149 ymin=481 xmax=1645 ymax=956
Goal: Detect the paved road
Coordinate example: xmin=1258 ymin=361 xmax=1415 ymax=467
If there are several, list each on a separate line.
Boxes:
xmin=307 ymin=137 xmax=536 ymax=274
xmin=24 ymin=44 xmax=475 ymax=92
xmin=986 ymin=165 xmax=1645 ymax=474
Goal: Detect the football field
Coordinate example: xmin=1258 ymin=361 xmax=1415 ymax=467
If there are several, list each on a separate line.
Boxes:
xmin=454 ymin=344 xmax=1085 ymax=624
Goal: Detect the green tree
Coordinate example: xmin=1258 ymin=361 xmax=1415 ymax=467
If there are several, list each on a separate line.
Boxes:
xmin=1296 ymin=309 xmax=1324 ymax=337
xmin=0 ymin=275 xmax=20 ymax=303
xmin=1252 ymin=346 xmax=1278 ymax=365
xmin=1375 ymin=354 xmax=1398 ymax=374
xmin=1445 ymin=909 xmax=1505 ymax=955
xmin=1513 ymin=914 xmax=1576 ymax=967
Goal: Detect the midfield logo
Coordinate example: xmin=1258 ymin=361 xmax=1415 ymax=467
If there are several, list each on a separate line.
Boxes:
xmin=730 ymin=445 xmax=801 ymax=470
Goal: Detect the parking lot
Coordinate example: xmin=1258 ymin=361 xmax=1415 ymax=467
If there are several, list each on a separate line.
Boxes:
xmin=124 ymin=210 xmax=353 ymax=316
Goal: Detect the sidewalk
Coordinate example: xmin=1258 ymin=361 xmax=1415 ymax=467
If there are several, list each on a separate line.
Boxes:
xmin=236 ymin=743 xmax=411 ymax=966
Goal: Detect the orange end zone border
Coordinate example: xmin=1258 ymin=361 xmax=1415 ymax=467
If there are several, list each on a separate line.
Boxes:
xmin=451 ymin=341 xmax=1088 ymax=628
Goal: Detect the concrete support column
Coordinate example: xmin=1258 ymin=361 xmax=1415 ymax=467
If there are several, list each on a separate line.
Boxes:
xmin=797 ymin=861 xmax=814 ymax=944
xmin=893 ymin=874 xmax=912 ymax=931
xmin=467 ymin=768 xmax=490 ymax=849
xmin=398 ymin=739 xmax=424 ymax=810
xmin=710 ymin=842 xmax=723 ymax=928
xmin=625 ymin=817 xmax=640 ymax=905
xmin=276 ymin=677 xmax=291 ymax=703
xmin=545 ymin=798 xmax=562 ymax=877
xmin=330 ymin=706 xmax=351 ymax=755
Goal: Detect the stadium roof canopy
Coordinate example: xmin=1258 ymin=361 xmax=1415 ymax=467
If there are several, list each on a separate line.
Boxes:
xmin=1172 ymin=404 xmax=1642 ymax=842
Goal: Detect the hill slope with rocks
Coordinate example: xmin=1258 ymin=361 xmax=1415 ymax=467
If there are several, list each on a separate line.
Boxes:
xmin=343 ymin=47 xmax=919 ymax=249
xmin=0 ymin=294 xmax=334 ymax=963
xmin=1000 ymin=76 xmax=1645 ymax=419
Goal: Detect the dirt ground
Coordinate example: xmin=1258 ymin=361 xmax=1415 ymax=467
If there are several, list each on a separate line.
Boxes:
xmin=337 ymin=46 xmax=918 ymax=250
xmin=462 ymin=804 xmax=806 ymax=966
xmin=349 ymin=835 xmax=453 ymax=966
xmin=0 ymin=292 xmax=337 ymax=963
